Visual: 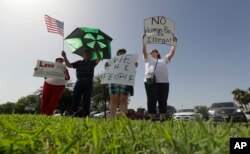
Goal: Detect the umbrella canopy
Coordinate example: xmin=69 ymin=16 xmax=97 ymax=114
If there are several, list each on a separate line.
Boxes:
xmin=65 ymin=27 xmax=113 ymax=60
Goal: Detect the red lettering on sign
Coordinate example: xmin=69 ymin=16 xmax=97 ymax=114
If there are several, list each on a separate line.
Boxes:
xmin=39 ymin=61 xmax=54 ymax=68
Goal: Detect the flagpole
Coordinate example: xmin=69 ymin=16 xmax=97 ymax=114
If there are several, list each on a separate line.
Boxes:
xmin=63 ymin=36 xmax=64 ymax=51
xmin=63 ymin=22 xmax=64 ymax=51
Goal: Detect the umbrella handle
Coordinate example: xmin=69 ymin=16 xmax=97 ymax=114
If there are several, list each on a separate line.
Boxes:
xmin=96 ymin=51 xmax=101 ymax=58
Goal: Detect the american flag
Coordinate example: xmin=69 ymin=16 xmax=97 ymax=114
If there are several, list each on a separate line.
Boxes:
xmin=44 ymin=15 xmax=64 ymax=36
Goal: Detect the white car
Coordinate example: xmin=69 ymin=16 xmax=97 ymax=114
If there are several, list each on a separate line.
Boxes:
xmin=173 ymin=109 xmax=202 ymax=120
xmin=89 ymin=111 xmax=99 ymax=118
xmin=53 ymin=110 xmax=62 ymax=116
xmin=92 ymin=111 xmax=110 ymax=118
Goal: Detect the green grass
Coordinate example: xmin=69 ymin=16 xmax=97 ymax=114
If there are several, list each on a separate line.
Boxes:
xmin=0 ymin=115 xmax=249 ymax=154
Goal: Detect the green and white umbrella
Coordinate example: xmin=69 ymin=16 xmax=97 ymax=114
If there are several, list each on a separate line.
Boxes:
xmin=65 ymin=27 xmax=112 ymax=60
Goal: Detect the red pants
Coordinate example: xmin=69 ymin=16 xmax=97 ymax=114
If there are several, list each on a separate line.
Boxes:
xmin=41 ymin=82 xmax=65 ymax=115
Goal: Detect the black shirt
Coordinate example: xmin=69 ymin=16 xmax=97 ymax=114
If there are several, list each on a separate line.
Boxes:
xmin=71 ymin=60 xmax=97 ymax=79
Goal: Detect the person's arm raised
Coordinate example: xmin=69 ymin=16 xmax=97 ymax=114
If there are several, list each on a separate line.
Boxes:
xmin=61 ymin=51 xmax=73 ymax=68
xmin=142 ymin=34 xmax=148 ymax=59
xmin=166 ymin=35 xmax=178 ymax=62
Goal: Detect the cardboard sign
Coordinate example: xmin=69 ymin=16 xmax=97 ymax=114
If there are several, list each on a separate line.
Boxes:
xmin=33 ymin=60 xmax=65 ymax=79
xmin=101 ymin=54 xmax=138 ymax=86
xmin=144 ymin=16 xmax=176 ymax=46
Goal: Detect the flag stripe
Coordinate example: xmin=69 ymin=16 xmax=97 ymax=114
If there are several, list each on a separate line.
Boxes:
xmin=44 ymin=14 xmax=64 ymax=36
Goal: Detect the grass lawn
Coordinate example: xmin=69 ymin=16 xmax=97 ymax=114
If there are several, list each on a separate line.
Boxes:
xmin=0 ymin=114 xmax=249 ymax=154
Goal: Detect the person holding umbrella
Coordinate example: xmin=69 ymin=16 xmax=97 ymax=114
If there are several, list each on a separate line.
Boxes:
xmin=62 ymin=50 xmax=101 ymax=117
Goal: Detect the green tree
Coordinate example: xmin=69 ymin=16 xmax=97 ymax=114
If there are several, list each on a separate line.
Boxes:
xmin=57 ymin=88 xmax=73 ymax=114
xmin=194 ymin=105 xmax=209 ymax=114
xmin=136 ymin=107 xmax=146 ymax=114
xmin=15 ymin=95 xmax=39 ymax=114
xmin=0 ymin=102 xmax=15 ymax=114
xmin=92 ymin=74 xmax=110 ymax=112
xmin=194 ymin=105 xmax=209 ymax=120
xmin=232 ymin=88 xmax=250 ymax=110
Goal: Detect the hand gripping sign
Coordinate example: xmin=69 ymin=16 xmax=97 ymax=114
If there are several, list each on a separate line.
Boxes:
xmin=33 ymin=60 xmax=65 ymax=79
xmin=144 ymin=16 xmax=176 ymax=46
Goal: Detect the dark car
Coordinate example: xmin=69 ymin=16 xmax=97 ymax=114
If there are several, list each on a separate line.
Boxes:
xmin=208 ymin=102 xmax=247 ymax=122
xmin=126 ymin=109 xmax=144 ymax=120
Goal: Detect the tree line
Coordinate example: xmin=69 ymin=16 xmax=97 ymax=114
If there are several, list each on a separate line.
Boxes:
xmin=0 ymin=78 xmax=249 ymax=114
xmin=0 ymin=75 xmax=111 ymax=114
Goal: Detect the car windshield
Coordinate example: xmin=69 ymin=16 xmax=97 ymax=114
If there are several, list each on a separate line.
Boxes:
xmin=211 ymin=102 xmax=235 ymax=108
xmin=178 ymin=109 xmax=195 ymax=112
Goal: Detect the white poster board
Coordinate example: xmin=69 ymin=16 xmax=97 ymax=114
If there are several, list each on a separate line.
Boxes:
xmin=33 ymin=60 xmax=65 ymax=79
xmin=144 ymin=16 xmax=176 ymax=46
xmin=101 ymin=54 xmax=138 ymax=86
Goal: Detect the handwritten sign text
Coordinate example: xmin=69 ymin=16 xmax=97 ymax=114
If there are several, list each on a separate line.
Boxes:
xmin=144 ymin=16 xmax=176 ymax=46
xmin=101 ymin=54 xmax=138 ymax=86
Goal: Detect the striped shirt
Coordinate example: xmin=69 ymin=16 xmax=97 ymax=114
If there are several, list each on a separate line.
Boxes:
xmin=72 ymin=60 xmax=97 ymax=79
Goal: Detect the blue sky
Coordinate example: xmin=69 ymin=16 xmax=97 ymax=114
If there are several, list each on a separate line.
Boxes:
xmin=1 ymin=0 xmax=250 ymax=110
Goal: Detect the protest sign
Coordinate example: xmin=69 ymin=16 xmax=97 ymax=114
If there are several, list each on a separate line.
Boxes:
xmin=101 ymin=54 xmax=138 ymax=86
xmin=33 ymin=60 xmax=65 ymax=79
xmin=144 ymin=16 xmax=176 ymax=46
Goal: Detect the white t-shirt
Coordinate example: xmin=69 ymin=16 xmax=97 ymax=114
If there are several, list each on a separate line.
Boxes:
xmin=45 ymin=78 xmax=66 ymax=86
xmin=143 ymin=55 xmax=170 ymax=83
